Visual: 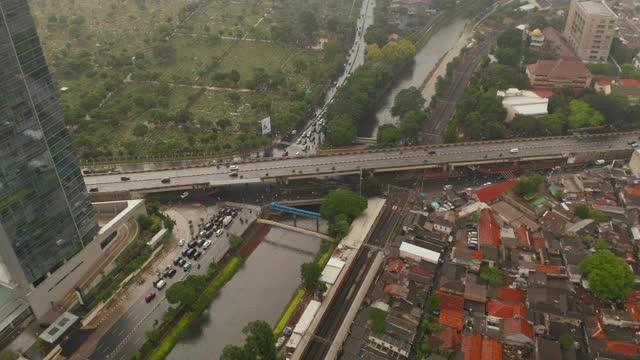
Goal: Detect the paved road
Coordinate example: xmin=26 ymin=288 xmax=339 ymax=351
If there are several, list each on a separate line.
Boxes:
xmin=278 ymin=0 xmax=376 ymax=157
xmin=89 ymin=205 xmax=257 ymax=360
xmin=84 ymin=133 xmax=640 ymax=193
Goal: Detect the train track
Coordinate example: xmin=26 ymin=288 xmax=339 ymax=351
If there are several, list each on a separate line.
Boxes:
xmin=302 ymin=190 xmax=410 ymax=359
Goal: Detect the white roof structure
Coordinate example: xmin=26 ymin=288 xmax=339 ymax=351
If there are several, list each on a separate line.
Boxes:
xmin=399 ymin=242 xmax=441 ymax=264
xmin=147 ymin=228 xmax=168 ymax=247
xmin=293 ymin=300 xmax=321 ymax=335
xmin=39 ymin=312 xmax=79 ymax=343
xmin=458 ymin=202 xmax=489 ymax=218
xmin=320 ymin=257 xmax=346 ymax=285
xmin=578 ymin=1 xmax=616 ymax=17
xmin=286 ymin=333 xmax=302 ymax=350
xmin=497 ymin=88 xmax=548 ymax=121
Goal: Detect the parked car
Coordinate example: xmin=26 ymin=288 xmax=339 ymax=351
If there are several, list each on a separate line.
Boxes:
xmin=188 ymin=240 xmax=197 ymax=248
xmin=178 ymin=239 xmax=185 ymax=246
xmin=161 ymin=178 xmax=171 ymax=183
xmin=174 ymin=256 xmax=183 ymax=266
xmin=183 ymin=262 xmax=193 ymax=271
xmin=145 ymin=292 xmax=156 ymax=303
xmin=196 ymin=239 xmax=205 ymax=247
xmin=120 ymin=177 xmax=130 ymax=181
xmin=193 ymin=251 xmax=202 ymax=260
xmin=203 ymin=240 xmax=212 ymax=250
xmin=165 ymin=268 xmax=177 ymax=278
xmin=178 ymin=258 xmax=187 ymax=267
xmin=180 ymin=191 xmax=189 ymax=199
xmin=89 ymin=187 xmax=99 ymax=192
xmin=181 ymin=248 xmax=190 ymax=257
xmin=155 ymin=279 xmax=166 ymax=289
xmin=215 ymin=229 xmax=224 ymax=237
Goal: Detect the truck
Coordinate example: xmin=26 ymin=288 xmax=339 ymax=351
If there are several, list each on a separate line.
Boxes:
xmin=223 ymin=215 xmax=233 ymax=228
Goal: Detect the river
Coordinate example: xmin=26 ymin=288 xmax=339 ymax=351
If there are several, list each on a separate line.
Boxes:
xmin=367 ymin=17 xmax=467 ymax=138
xmin=167 ymin=218 xmax=325 ymax=359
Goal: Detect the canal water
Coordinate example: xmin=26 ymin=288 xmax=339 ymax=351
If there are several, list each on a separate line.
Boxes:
xmin=167 ymin=218 xmax=326 ymax=359
xmin=368 ymin=17 xmax=467 ymax=138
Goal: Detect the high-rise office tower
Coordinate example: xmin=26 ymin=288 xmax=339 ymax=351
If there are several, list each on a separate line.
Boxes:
xmin=0 ymin=0 xmax=98 ymax=288
xmin=564 ymin=0 xmax=618 ymax=62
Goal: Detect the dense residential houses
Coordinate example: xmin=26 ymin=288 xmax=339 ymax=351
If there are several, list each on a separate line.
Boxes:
xmin=341 ymin=151 xmax=640 ymax=359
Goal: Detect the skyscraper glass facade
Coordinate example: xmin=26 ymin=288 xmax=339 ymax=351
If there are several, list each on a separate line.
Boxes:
xmin=0 ymin=0 xmax=98 ymax=284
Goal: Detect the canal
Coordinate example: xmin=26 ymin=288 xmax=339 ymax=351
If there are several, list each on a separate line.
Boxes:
xmin=167 ymin=218 xmax=326 ymax=359
xmin=368 ymin=17 xmax=467 ymax=138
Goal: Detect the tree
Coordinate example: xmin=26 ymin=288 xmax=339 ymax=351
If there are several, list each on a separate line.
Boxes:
xmin=513 ymin=172 xmax=543 ymax=196
xmin=153 ymin=43 xmax=177 ymax=65
xmin=399 ymin=110 xmax=425 ymax=142
xmin=574 ymin=205 xmax=591 ymax=219
xmin=574 ymin=205 xmax=609 ymax=223
xmin=326 ymin=116 xmax=357 ymax=146
xmin=243 ymin=320 xmax=277 ymax=360
xmin=559 ymin=334 xmax=574 ymax=350
xmin=221 ymin=321 xmax=276 ymax=360
xmin=480 ymin=266 xmax=503 ymax=287
xmin=166 ymin=281 xmax=196 ymax=306
xmin=298 ymin=11 xmax=318 ymax=39
xmin=497 ymin=28 xmax=524 ymax=48
xmin=229 ymin=234 xmax=243 ymax=248
xmin=367 ymin=44 xmax=384 ymax=62
xmin=377 ymin=124 xmax=402 ymax=146
xmin=301 ymin=262 xmax=322 ymax=289
xmin=320 ymin=188 xmax=368 ymax=221
xmin=426 ymin=295 xmax=440 ymax=313
xmin=391 ymin=87 xmax=425 ymax=117
xmin=495 ymin=47 xmax=520 ymax=66
xmin=333 ymin=214 xmax=350 ymax=240
xmin=370 ymin=308 xmax=387 ymax=333
xmin=568 ymin=100 xmax=604 ymax=129
xmin=579 ymin=249 xmax=634 ymax=301
xmin=133 ymin=123 xmax=149 ymax=138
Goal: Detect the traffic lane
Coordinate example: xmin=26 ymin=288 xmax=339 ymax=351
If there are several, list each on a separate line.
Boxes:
xmin=104 ymin=209 xmax=253 ymax=359
xmin=84 ymin=136 xmax=636 ymax=190
xmin=86 ymin=139 xmax=634 ymax=193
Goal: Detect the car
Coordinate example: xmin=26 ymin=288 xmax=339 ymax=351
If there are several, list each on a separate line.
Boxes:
xmin=188 ymin=240 xmax=197 ymax=248
xmin=443 ymin=185 xmax=453 ymax=191
xmin=178 ymin=239 xmax=185 ymax=246
xmin=196 ymin=239 xmax=205 ymax=247
xmin=181 ymin=248 xmax=190 ymax=256
xmin=193 ymin=251 xmax=202 ymax=260
xmin=183 ymin=262 xmax=193 ymax=271
xmin=203 ymin=240 xmax=212 ymax=250
xmin=204 ymin=222 xmax=213 ymax=231
xmin=161 ymin=178 xmax=171 ymax=184
xmin=509 ymin=148 xmax=519 ymax=154
xmin=120 ymin=176 xmax=130 ymax=181
xmin=282 ymin=151 xmax=289 ymax=157
xmin=229 ymin=172 xmax=239 ymax=177
xmin=229 ymin=165 xmax=239 ymax=172
xmin=633 ymin=142 xmax=639 ymax=148
xmin=296 ymin=138 xmax=302 ymax=145
xmin=186 ymin=248 xmax=197 ymax=258
xmin=89 ymin=187 xmax=99 ymax=192
xmin=180 ymin=192 xmax=189 ymax=199
xmin=173 ymin=256 xmax=183 ymax=266
xmin=145 ymin=292 xmax=157 ymax=303
xmin=165 ymin=268 xmax=177 ymax=278
xmin=428 ymin=150 xmax=436 ymax=155
xmin=215 ymin=229 xmax=224 ymax=237
xmin=178 ymin=258 xmax=187 ymax=267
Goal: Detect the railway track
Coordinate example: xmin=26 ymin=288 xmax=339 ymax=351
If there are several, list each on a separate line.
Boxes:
xmin=302 ymin=190 xmax=410 ymax=359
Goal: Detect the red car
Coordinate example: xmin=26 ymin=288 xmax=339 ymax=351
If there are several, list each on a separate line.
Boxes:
xmin=145 ymin=291 xmax=156 ymax=303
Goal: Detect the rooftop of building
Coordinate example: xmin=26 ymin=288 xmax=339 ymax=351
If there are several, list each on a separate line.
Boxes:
xmin=577 ymin=0 xmax=617 ymax=17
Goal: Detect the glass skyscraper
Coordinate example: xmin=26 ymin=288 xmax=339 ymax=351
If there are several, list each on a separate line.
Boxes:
xmin=0 ymin=0 xmax=98 ymax=285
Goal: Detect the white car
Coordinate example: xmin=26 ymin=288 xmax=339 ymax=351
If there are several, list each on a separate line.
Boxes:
xmin=509 ymin=148 xmax=519 ymax=154
xmin=180 ymin=191 xmax=189 ymax=199
xmin=178 ymin=239 xmax=185 ymax=246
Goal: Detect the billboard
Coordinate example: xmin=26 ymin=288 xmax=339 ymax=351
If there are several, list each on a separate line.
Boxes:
xmin=261 ymin=117 xmax=272 ymax=135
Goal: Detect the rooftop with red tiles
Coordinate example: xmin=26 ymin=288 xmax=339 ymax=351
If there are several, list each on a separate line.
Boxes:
xmin=481 ymin=337 xmax=503 ymax=360
xmin=437 ymin=290 xmax=465 ymax=311
xmin=515 ymin=227 xmax=530 ymax=247
xmin=585 ymin=316 xmax=606 ymax=339
xmin=503 ymin=318 xmax=534 ymax=341
xmin=487 ymin=300 xmax=526 ymax=318
xmin=473 ymin=180 xmax=517 ymax=203
xmin=439 ymin=309 xmax=465 ymax=330
xmin=498 ymin=287 xmax=525 ymax=303
xmin=436 ymin=327 xmax=462 ymax=349
xmin=463 ymin=334 xmax=483 ymax=360
xmin=472 ymin=251 xmax=484 ymax=261
xmin=386 ymin=258 xmax=404 ymax=273
xmin=535 ymin=264 xmax=563 ymax=274
xmin=479 ymin=208 xmax=501 ymax=246
xmin=626 ymin=290 xmax=640 ymax=322
xmin=606 ymin=341 xmax=640 ymax=355
xmin=410 ymin=265 xmax=433 ymax=277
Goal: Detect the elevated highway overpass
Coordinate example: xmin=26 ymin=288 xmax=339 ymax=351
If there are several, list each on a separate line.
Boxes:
xmin=83 ymin=132 xmax=640 ymax=195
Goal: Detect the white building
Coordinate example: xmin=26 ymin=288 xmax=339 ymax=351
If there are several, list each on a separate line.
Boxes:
xmin=497 ymin=88 xmax=549 ymax=122
xmin=399 ymin=242 xmax=441 ymax=264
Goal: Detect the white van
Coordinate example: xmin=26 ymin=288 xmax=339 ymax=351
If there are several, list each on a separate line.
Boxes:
xmin=155 ymin=279 xmax=166 ymax=289
xmin=215 ymin=229 xmax=224 ymax=237
xmin=203 ymin=240 xmax=212 ymax=250
xmin=509 ymin=148 xmax=519 ymax=154
xmin=229 ymin=165 xmax=239 ymax=172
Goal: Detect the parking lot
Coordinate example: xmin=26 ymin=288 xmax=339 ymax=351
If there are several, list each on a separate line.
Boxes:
xmin=89 ymin=202 xmax=260 ymax=360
